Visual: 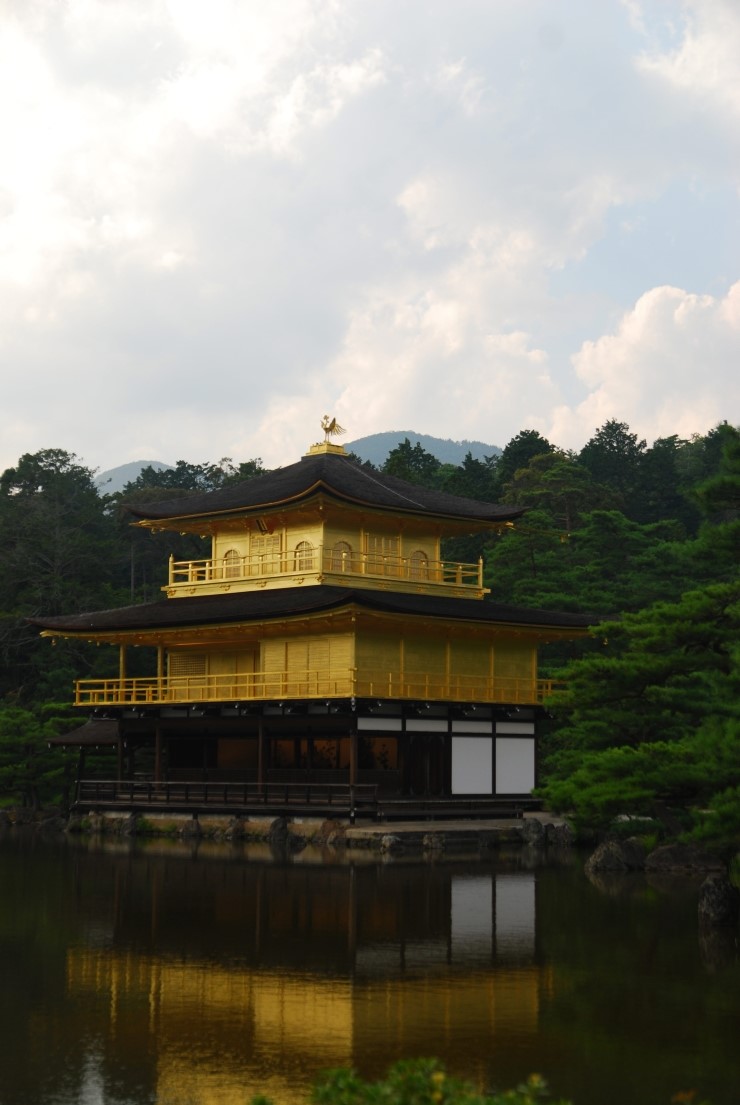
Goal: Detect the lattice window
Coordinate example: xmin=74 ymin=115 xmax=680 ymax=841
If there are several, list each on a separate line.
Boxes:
xmin=250 ymin=534 xmax=281 ymax=573
xmin=168 ymin=653 xmax=206 ymax=677
xmin=366 ymin=534 xmax=400 ymax=575
xmin=223 ymin=548 xmax=241 ymax=578
xmin=409 ymin=549 xmax=429 ymax=579
xmin=294 ymin=540 xmax=314 ymax=571
xmin=330 ymin=540 xmax=352 ymax=572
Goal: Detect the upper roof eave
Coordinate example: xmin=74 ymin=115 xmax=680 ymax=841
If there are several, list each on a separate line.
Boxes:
xmin=131 ymin=482 xmax=524 ymax=530
xmin=124 ymin=453 xmax=524 ymax=527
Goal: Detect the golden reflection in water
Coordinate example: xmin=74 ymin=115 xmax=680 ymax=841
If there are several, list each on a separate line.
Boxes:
xmin=60 ymin=862 xmax=545 ymax=1105
xmin=66 ymin=957 xmax=543 ymax=1104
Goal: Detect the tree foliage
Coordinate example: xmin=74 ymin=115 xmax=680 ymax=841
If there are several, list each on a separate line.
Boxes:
xmin=0 ymin=450 xmax=123 ymax=699
xmin=493 ymin=429 xmax=554 ymax=491
xmin=501 ymin=452 xmax=619 ymax=531
xmin=540 ymin=582 xmax=740 ymax=846
xmin=383 ymin=438 xmax=442 ymax=486
xmin=538 ymin=435 xmax=740 ymax=846
xmin=0 ymin=703 xmax=77 ymax=810
xmin=579 ymin=419 xmax=646 ymax=505
xmin=123 ymin=456 xmax=266 ymax=494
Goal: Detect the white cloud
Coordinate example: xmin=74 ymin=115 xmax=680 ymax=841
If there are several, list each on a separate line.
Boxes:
xmin=637 ymin=0 xmax=740 ymax=117
xmin=551 ymin=282 xmax=740 ymax=446
xmin=433 ymin=58 xmax=488 ymax=116
xmin=325 ymin=274 xmax=561 ymax=452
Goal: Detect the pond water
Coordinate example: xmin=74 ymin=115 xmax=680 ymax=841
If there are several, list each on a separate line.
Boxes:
xmin=0 ymin=831 xmax=737 ymax=1105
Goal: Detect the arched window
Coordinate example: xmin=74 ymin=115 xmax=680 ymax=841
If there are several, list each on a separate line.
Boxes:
xmin=223 ymin=549 xmax=241 ymax=578
xmin=409 ymin=549 xmax=429 ymax=580
xmin=330 ymin=540 xmax=352 ymax=572
xmin=294 ymin=540 xmax=314 ymax=571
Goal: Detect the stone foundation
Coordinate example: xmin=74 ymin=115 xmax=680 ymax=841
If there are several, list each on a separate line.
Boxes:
xmin=59 ymin=810 xmax=565 ymax=852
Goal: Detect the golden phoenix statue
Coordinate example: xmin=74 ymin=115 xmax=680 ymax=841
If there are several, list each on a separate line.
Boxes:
xmin=321 ymin=415 xmax=346 ymax=442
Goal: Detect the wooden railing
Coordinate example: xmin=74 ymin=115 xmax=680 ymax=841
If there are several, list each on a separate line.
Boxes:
xmin=72 ymin=780 xmax=536 ymax=820
xmin=75 ymin=779 xmax=379 ymax=819
xmin=73 ymin=668 xmax=562 ymax=707
xmin=355 ymin=672 xmax=563 ymax=705
xmin=167 ymin=547 xmax=484 ymax=592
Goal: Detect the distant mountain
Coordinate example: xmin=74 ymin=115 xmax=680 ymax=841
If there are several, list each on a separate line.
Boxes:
xmin=345 ymin=431 xmax=501 ymax=468
xmin=93 ymin=432 xmax=501 ymax=493
xmin=95 ymin=460 xmax=173 ymax=494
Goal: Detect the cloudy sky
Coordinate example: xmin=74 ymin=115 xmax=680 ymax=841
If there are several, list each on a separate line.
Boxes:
xmin=1 ymin=0 xmax=739 ymax=474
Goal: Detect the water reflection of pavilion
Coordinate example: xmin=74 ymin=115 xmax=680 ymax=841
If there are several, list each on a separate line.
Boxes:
xmin=64 ymin=856 xmax=547 ymax=1105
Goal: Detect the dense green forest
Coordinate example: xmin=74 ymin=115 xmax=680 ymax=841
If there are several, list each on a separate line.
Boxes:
xmin=0 ymin=419 xmax=738 ymax=848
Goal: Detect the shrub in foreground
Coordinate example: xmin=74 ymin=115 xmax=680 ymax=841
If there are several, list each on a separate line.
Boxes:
xmin=251 ymin=1059 xmax=565 ymax=1105
xmin=250 ymin=1059 xmax=715 ymax=1105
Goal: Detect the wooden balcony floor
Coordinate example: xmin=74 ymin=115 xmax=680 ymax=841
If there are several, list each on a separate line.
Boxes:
xmin=73 ymin=779 xmax=538 ymax=822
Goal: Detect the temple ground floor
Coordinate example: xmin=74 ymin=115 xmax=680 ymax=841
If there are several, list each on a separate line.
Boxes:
xmin=58 ymin=698 xmax=544 ymax=821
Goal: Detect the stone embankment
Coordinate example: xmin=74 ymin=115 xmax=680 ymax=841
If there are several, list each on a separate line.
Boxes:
xmin=55 ymin=808 xmax=574 ymax=853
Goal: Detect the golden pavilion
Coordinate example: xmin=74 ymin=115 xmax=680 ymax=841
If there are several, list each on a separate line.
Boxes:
xmin=32 ymin=427 xmax=589 ymax=819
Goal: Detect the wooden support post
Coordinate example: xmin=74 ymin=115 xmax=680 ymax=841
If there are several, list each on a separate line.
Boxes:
xmin=154 ymin=726 xmax=163 ymax=784
xmin=257 ymin=718 xmax=265 ymax=787
xmin=77 ymin=748 xmax=86 ymax=801
xmin=349 ymin=725 xmax=358 ymax=823
xmin=349 ymin=726 xmax=357 ymax=787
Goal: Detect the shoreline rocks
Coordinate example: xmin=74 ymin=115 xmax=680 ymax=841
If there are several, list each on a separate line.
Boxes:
xmin=645 ymin=843 xmax=726 ymax=873
xmin=584 ymin=837 xmax=647 ymax=874
xmin=585 ymin=838 xmax=728 ymax=876
xmin=698 ymin=874 xmax=740 ymax=928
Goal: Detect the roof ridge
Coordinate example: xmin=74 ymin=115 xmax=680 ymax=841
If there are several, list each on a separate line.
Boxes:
xmin=331 ymin=454 xmax=430 ymax=509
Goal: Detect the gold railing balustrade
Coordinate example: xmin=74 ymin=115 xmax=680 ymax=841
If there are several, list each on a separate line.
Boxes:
xmin=74 ymin=669 xmax=563 ymax=707
xmin=167 ymin=547 xmax=483 ymax=591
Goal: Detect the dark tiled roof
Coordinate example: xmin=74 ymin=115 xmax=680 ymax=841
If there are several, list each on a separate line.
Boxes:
xmin=48 ymin=718 xmax=119 ymax=746
xmin=124 ymin=452 xmax=523 ymax=525
xmin=30 ymin=586 xmax=592 ymax=634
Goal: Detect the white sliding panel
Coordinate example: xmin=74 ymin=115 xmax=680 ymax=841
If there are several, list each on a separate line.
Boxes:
xmin=451 ymin=736 xmax=492 ymax=795
xmin=495 ymin=737 xmax=535 ymax=794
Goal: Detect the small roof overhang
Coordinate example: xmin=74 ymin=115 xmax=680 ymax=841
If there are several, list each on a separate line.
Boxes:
xmin=48 ymin=718 xmax=120 ymax=747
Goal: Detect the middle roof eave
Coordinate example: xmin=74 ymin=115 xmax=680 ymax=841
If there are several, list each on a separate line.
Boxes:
xmin=30 ymin=585 xmax=593 ymax=636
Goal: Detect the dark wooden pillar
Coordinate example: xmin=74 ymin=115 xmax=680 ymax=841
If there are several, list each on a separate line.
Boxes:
xmin=349 ymin=726 xmax=358 ymax=786
xmin=257 ymin=718 xmax=266 ymax=786
xmin=349 ymin=724 xmax=358 ymax=823
xmin=154 ymin=726 xmax=163 ymax=783
xmin=77 ymin=748 xmax=87 ymax=800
